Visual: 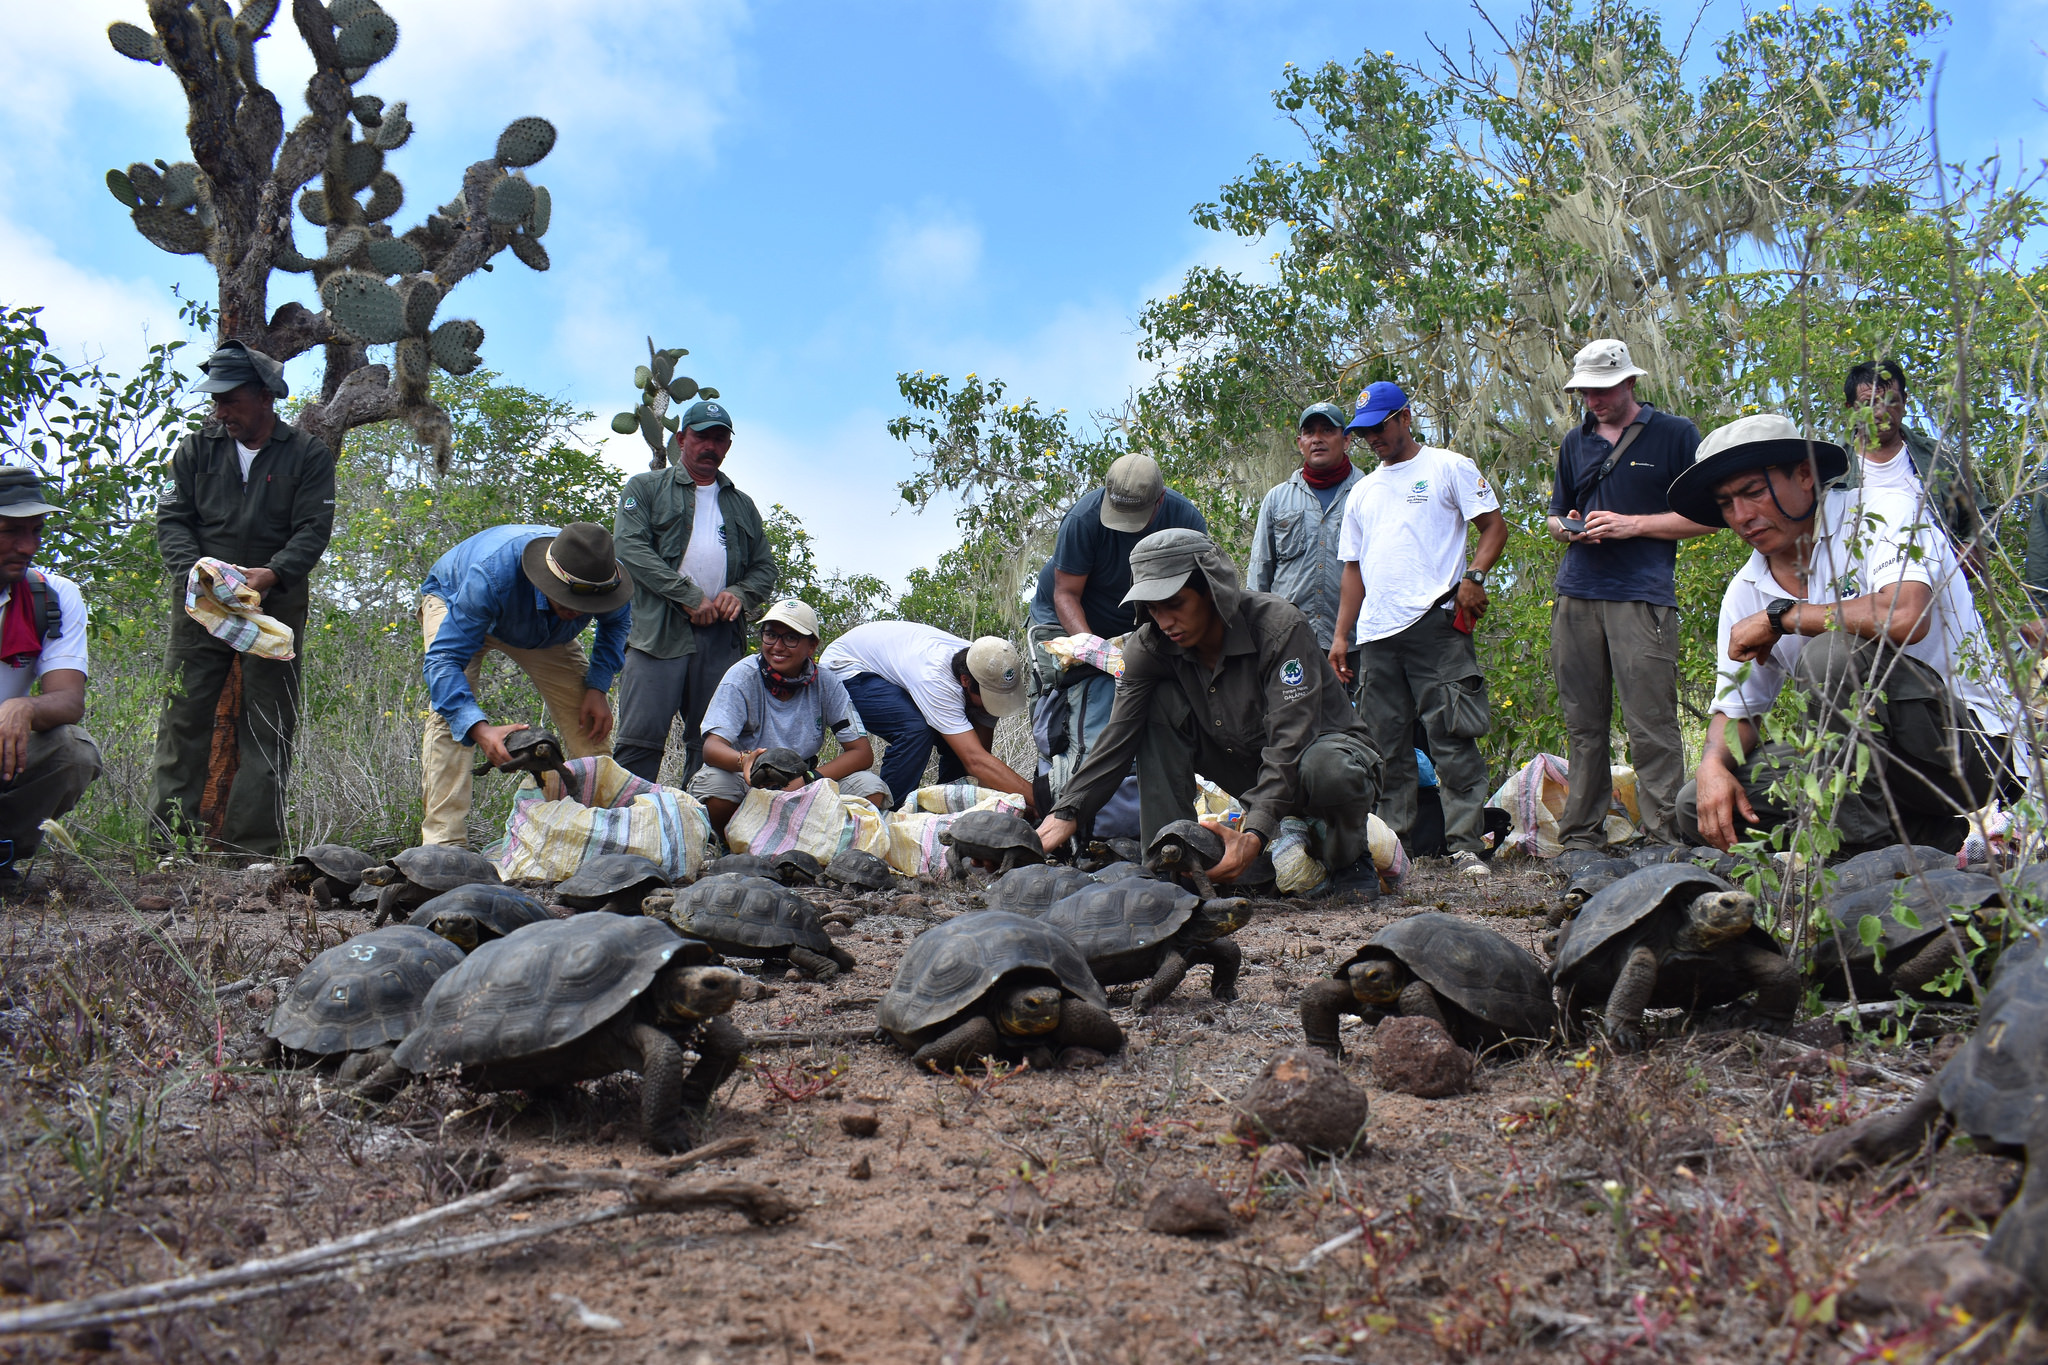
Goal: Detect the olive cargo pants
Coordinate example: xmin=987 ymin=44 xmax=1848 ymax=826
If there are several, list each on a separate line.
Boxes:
xmin=1354 ymin=600 xmax=1491 ymax=857
xmin=1551 ymin=596 xmax=1685 ymax=848
xmin=0 ymin=725 xmax=102 ymax=855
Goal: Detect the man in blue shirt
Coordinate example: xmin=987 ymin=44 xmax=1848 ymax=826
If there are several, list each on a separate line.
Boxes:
xmin=417 ymin=522 xmax=633 ymax=846
xmin=1545 ymin=340 xmax=1710 ymax=849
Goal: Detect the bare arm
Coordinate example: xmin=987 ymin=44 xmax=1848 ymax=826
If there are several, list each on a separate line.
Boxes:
xmin=1050 ymin=570 xmax=1091 ymax=638
xmin=818 ymin=737 xmax=874 ymax=782
xmin=0 ymin=670 xmax=84 ymax=783
xmin=1328 ymin=561 xmax=1363 ymax=686
xmin=1693 ymin=710 xmax=1762 ymax=851
xmin=1725 ymin=582 xmax=1934 ymax=663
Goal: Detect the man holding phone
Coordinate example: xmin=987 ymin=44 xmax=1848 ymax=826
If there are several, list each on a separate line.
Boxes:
xmin=1545 ymin=339 xmax=1711 ymax=850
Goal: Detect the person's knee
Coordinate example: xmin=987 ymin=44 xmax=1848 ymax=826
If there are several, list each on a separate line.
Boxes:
xmin=839 ymin=770 xmax=895 ymax=811
xmin=1299 ymin=736 xmax=1378 ymax=810
xmin=1789 ymin=629 xmax=1862 ymax=695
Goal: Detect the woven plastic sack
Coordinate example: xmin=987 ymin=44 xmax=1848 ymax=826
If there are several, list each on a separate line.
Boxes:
xmin=1191 ymin=788 xmax=1409 ymax=891
xmin=887 ymin=790 xmax=1029 ymax=879
xmin=1193 ymin=775 xmax=1243 ymax=828
xmin=490 ymin=756 xmax=712 ymax=882
xmin=913 ymin=781 xmax=1008 ymax=814
xmin=1485 ymin=753 xmax=1639 ymax=859
xmin=726 ymin=778 xmax=891 ymax=863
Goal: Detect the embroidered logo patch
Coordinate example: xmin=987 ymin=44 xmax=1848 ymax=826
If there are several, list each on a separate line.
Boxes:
xmin=622 ymin=496 xmax=637 ymax=509
xmin=1280 ymin=658 xmax=1304 ymax=687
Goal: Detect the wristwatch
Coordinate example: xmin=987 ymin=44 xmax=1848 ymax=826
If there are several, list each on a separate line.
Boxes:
xmin=1462 ymin=569 xmax=1486 ymax=586
xmin=1765 ymin=597 xmax=1799 ymax=636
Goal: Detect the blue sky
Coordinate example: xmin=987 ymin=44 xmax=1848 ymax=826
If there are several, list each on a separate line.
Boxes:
xmin=6 ymin=0 xmax=2044 ymax=591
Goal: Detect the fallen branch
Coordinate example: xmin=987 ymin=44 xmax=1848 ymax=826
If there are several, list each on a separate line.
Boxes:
xmin=0 ymin=1144 xmax=793 ymax=1338
xmin=745 ymin=1026 xmax=884 ymax=1049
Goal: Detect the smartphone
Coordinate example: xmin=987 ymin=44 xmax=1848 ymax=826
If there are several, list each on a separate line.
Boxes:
xmin=1558 ymin=516 xmax=1586 ymax=535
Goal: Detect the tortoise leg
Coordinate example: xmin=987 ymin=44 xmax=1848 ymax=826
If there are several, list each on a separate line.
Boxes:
xmin=1299 ymin=979 xmax=1355 ymax=1059
xmin=346 ymin=1048 xmax=409 ymax=1102
xmin=1987 ymin=1150 xmax=2048 ymax=1297
xmin=1802 ymin=1080 xmax=1951 ymax=1178
xmin=629 ymin=1022 xmax=692 ymax=1154
xmin=1889 ymin=936 xmax=1963 ymax=995
xmin=1136 ymin=948 xmax=1192 ymax=1013
xmin=1733 ymin=942 xmax=1801 ymax=1029
xmin=1051 ymin=999 xmax=1123 ymax=1066
xmin=911 ymin=1015 xmax=1003 ymax=1072
xmin=1203 ymin=939 xmax=1242 ymax=1003
xmin=1601 ymin=943 xmax=1661 ymax=1050
xmin=311 ymin=882 xmax=333 ymax=914
xmin=372 ymin=884 xmax=405 ymax=927
xmin=675 ymin=1016 xmax=746 ymax=1130
xmin=1395 ymin=980 xmax=1452 ymax=1031
xmin=945 ymin=848 xmax=965 ymax=882
xmin=827 ymin=944 xmax=858 ymax=973
xmin=787 ymin=946 xmax=842 ymax=981
xmin=335 ymin=1043 xmax=395 ymax=1087
xmin=998 ymin=851 xmax=1020 ymax=876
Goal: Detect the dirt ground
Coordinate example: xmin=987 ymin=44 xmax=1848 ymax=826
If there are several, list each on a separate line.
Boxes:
xmin=0 ymin=853 xmax=2037 ymax=1364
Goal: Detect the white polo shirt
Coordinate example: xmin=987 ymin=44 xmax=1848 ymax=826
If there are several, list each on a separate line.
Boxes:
xmin=0 ymin=571 xmax=89 ymax=703
xmin=1710 ymin=486 xmax=2017 ymax=736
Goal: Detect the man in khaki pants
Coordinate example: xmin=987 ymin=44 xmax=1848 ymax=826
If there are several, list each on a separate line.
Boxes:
xmin=417 ymin=522 xmax=633 ymax=846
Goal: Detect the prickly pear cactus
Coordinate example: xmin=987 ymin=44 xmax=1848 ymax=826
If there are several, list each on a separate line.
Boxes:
xmin=609 ymin=339 xmax=722 ymax=470
xmin=101 ymin=0 xmax=559 ymax=471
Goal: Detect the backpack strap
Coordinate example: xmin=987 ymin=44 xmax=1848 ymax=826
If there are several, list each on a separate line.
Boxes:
xmin=23 ymin=570 xmax=54 ymax=645
xmin=1575 ymin=416 xmax=1649 ymax=513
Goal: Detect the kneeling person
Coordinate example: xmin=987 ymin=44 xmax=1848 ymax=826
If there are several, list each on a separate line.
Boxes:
xmin=688 ymin=598 xmax=888 ymax=835
xmin=1035 ymin=530 xmax=1381 ymax=895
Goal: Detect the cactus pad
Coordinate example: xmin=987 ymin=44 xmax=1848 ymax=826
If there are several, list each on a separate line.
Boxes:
xmin=108 ymin=21 xmax=164 ymax=64
xmin=320 ymin=227 xmax=367 ymax=265
xmin=666 ymin=376 xmax=698 ymax=403
xmin=211 ymin=19 xmax=241 ymax=64
xmin=700 ymin=387 xmax=720 ymax=400
xmin=340 ymin=141 xmax=383 ymax=194
xmin=365 ymin=236 xmax=422 ymax=276
xmin=131 ymin=205 xmax=210 ymax=256
xmin=508 ymin=233 xmax=549 ymax=271
xmin=126 ymin=163 xmax=165 ymax=207
xmin=298 ymin=188 xmax=329 ymax=226
xmin=398 ymin=277 xmax=441 ymax=333
xmin=527 ymin=184 xmax=551 ymax=237
xmin=494 ymin=118 xmax=556 ymax=168
xmin=373 ymin=103 xmax=412 ymax=151
xmin=610 ymin=412 xmax=639 ymax=435
xmin=363 ymin=171 xmax=403 ymax=222
xmin=336 ymin=12 xmax=397 ymax=67
xmin=237 ymin=0 xmax=280 ymax=29
xmin=329 ymin=0 xmax=380 ymax=22
xmin=105 ymin=169 xmax=141 ymax=208
xmin=321 ymin=270 xmax=406 ymax=344
xmin=650 ymin=352 xmax=676 ymax=388
xmin=159 ymin=163 xmax=203 ymax=212
xmin=429 ymin=319 xmax=485 ymax=375
xmin=394 ymin=336 xmax=431 ymax=397
xmin=635 ymin=405 xmax=662 ymax=450
xmin=485 ymin=175 xmax=534 ymax=226
xmin=273 ymin=242 xmax=315 ymax=273
xmin=350 ymin=94 xmax=385 ymax=126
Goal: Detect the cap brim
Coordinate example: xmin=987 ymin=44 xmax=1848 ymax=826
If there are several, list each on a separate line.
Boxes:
xmin=0 ymin=500 xmax=61 ymax=518
xmin=684 ymin=420 xmax=732 ymax=433
xmin=1120 ymin=569 xmax=1192 ymax=605
xmin=977 ymin=684 xmax=1027 ymax=719
xmin=1563 ymin=365 xmax=1648 ymax=390
xmin=1346 ymin=407 xmax=1402 ymax=430
xmin=193 ymin=372 xmax=258 ymax=393
xmin=1100 ymin=503 xmax=1153 ymax=533
xmin=1666 ymin=439 xmax=1848 ymax=527
xmin=520 ymin=535 xmax=635 ymax=614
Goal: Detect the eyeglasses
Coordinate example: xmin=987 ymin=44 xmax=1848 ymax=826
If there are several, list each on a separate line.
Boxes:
xmin=761 ymin=625 xmax=810 ymax=646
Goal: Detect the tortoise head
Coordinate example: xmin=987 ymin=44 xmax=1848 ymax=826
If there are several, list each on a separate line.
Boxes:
xmin=359 ymin=863 xmax=404 ymax=888
xmin=1679 ymin=890 xmax=1757 ymax=950
xmin=1189 ymin=897 xmax=1252 ymax=943
xmin=993 ymin=983 xmax=1064 ymax=1037
xmin=640 ymin=888 xmax=678 ymax=919
xmin=1561 ymin=887 xmax=1591 ymax=911
xmin=499 ymin=730 xmax=567 ymax=775
xmin=427 ymin=912 xmax=483 ymax=952
xmin=654 ymin=963 xmax=745 ymax=1022
xmin=1346 ymin=955 xmax=1408 ymax=1007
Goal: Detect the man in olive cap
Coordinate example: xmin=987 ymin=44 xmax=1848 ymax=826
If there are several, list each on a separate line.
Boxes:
xmin=1035 ymin=529 xmax=1382 ymax=898
xmin=0 ymin=468 xmax=102 ymax=885
xmin=417 ymin=522 xmax=634 ymax=846
xmin=150 ymin=340 xmax=334 ymax=856
xmin=612 ymin=400 xmax=778 ymax=786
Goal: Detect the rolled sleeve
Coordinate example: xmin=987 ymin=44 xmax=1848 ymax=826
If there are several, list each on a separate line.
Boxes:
xmin=585 ymin=606 xmax=630 ymax=692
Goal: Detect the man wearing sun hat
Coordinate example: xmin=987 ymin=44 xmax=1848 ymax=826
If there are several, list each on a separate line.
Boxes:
xmin=1545 ymin=338 xmax=1711 ymax=850
xmin=1669 ymin=413 xmax=2021 ymax=854
xmin=150 ymin=340 xmax=334 ymax=856
xmin=415 ymin=522 xmax=634 ymax=846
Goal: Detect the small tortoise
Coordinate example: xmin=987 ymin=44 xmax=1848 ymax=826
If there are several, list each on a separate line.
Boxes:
xmin=1145 ymin=819 xmax=1226 ymax=895
xmin=265 ymin=925 xmax=465 ymax=1093
xmin=1810 ymin=869 xmax=2004 ymax=1000
xmin=1551 ymin=864 xmax=1799 ymax=1049
xmin=1041 ymin=880 xmax=1251 ymax=1011
xmin=287 ymin=844 xmax=377 ymax=909
xmin=876 ymin=911 xmax=1121 ymax=1071
xmin=1551 ymin=857 xmax=1638 ymax=922
xmin=819 ymin=848 xmax=897 ymax=893
xmin=360 ymin=846 xmax=502 ymax=926
xmin=939 ymin=811 xmax=1044 ymax=879
xmin=1076 ymin=837 xmax=1143 ymax=873
xmin=748 ymin=747 xmax=810 ymax=791
xmin=984 ymin=864 xmax=1100 ymax=917
xmin=768 ymin=850 xmax=823 ymax=886
xmin=393 ymin=916 xmax=745 ymax=1154
xmin=706 ymin=853 xmax=775 ymax=880
xmin=643 ymin=875 xmax=855 ymax=979
xmin=1828 ymin=844 xmax=1954 ymax=896
xmin=1301 ymin=913 xmax=1557 ymax=1058
xmin=1805 ymin=929 xmax=2048 ymax=1296
xmin=1089 ymin=861 xmax=1154 ymax=884
xmin=556 ymin=853 xmax=671 ymax=915
xmin=475 ymin=728 xmax=567 ymax=778
xmin=408 ymin=883 xmax=553 ymax=951
xmin=1626 ymin=844 xmax=1703 ymax=869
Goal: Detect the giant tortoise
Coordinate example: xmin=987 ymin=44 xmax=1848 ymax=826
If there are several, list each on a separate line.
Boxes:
xmin=939 ymin=811 xmax=1044 ymax=878
xmin=643 ymin=875 xmax=854 ymax=979
xmin=555 ymin=853 xmax=670 ymax=915
xmin=264 ymin=925 xmax=465 ymax=1093
xmin=1301 ymin=913 xmax=1557 ymax=1058
xmin=876 ymin=912 xmax=1119 ymax=1071
xmin=361 ymin=846 xmax=502 ymax=926
xmin=1810 ymin=869 xmax=2004 ymax=1000
xmin=407 ymin=883 xmax=553 ymax=951
xmin=983 ymin=864 xmax=1100 ymax=917
xmin=1041 ymin=879 xmax=1250 ymax=1011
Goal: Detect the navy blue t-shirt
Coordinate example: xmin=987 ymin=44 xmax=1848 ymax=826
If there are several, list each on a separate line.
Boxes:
xmin=1548 ymin=403 xmax=1701 ymax=607
xmin=1034 ymin=487 xmax=1209 ymax=638
xmin=1027 ymin=561 xmax=1058 ymax=629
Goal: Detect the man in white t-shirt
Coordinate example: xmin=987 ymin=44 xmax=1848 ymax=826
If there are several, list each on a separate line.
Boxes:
xmin=0 ymin=469 xmax=101 ymax=886
xmin=612 ymin=401 xmax=778 ymax=786
xmin=819 ymin=621 xmax=1035 ymax=810
xmin=1330 ymin=382 xmax=1508 ymax=878
xmin=1667 ymin=414 xmax=2020 ymax=853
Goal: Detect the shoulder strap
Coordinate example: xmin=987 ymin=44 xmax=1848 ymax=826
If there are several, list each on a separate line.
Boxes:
xmin=25 ymin=570 xmax=54 ymax=645
xmin=1576 ymin=417 xmax=1649 ymax=511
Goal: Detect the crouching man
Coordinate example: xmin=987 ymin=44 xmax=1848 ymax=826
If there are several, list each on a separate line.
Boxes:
xmin=1668 ymin=415 xmax=2021 ymax=853
xmin=1034 ymin=530 xmax=1381 ymax=897
xmin=0 ymin=469 xmax=101 ymax=884
xmin=687 ymin=597 xmax=890 ymax=835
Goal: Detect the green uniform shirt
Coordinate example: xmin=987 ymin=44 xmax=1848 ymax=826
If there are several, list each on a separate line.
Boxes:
xmin=156 ymin=418 xmax=336 ymax=606
xmin=613 ymin=467 xmax=778 ymax=658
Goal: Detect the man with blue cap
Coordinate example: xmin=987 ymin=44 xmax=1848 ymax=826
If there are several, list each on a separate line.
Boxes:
xmin=1330 ymin=381 xmax=1507 ymax=878
xmin=150 ymin=341 xmax=334 ymax=856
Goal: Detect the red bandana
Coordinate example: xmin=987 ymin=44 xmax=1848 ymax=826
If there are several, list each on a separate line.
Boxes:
xmin=1301 ymin=459 xmax=1355 ymax=490
xmin=0 ymin=576 xmax=42 ymax=669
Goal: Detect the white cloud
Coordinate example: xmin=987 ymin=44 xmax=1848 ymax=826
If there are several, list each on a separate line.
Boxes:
xmin=1005 ymin=0 xmax=1190 ymax=78
xmin=0 ymin=217 xmax=189 ymax=373
xmin=876 ymin=206 xmax=984 ymax=300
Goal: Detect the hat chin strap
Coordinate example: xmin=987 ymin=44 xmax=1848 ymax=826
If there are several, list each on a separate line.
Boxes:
xmin=544 ymin=545 xmax=618 ymax=592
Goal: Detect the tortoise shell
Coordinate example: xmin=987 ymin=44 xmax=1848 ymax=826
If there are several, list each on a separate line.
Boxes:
xmin=501 ymin=729 xmax=566 ymax=771
xmin=821 ymin=849 xmax=896 ymax=892
xmin=408 ymin=883 xmax=553 ymax=941
xmin=266 ymin=925 xmax=465 ymax=1056
xmin=1338 ymin=912 xmax=1556 ymax=1039
xmin=984 ymin=864 xmax=1099 ymax=916
xmin=1626 ymin=845 xmax=1702 ymax=869
xmin=769 ymin=850 xmax=823 ymax=886
xmin=385 ymin=845 xmax=502 ymax=892
xmin=654 ymin=875 xmax=835 ymax=956
xmin=1089 ymin=862 xmax=1154 ymax=884
xmin=1937 ymin=928 xmax=2048 ymax=1146
xmin=292 ymin=844 xmax=376 ymax=887
xmin=1563 ymin=858 xmax=1637 ymax=906
xmin=1829 ymin=845 xmax=1954 ymax=896
xmin=876 ymin=911 xmax=1105 ymax=1044
xmin=1551 ymin=864 xmax=1745 ymax=984
xmin=1041 ymin=880 xmax=1201 ymax=958
xmin=556 ymin=853 xmax=669 ymax=907
xmin=939 ymin=811 xmax=1044 ymax=862
xmin=749 ymin=747 xmax=809 ymax=790
xmin=1146 ymin=819 xmax=1224 ymax=873
xmin=705 ymin=853 xmax=775 ymax=879
xmin=393 ymin=916 xmax=711 ymax=1072
xmin=1811 ymin=870 xmax=2003 ymax=991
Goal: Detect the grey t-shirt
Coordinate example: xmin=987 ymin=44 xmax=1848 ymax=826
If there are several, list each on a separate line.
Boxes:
xmin=700 ymin=655 xmax=867 ymax=761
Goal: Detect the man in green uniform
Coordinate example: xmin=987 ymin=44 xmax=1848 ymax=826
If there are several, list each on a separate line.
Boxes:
xmin=1034 ymin=529 xmax=1381 ymax=897
xmin=150 ymin=342 xmax=335 ymax=855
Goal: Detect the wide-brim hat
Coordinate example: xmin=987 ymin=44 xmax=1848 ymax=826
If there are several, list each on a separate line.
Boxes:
xmin=520 ymin=521 xmax=635 ymax=614
xmin=193 ymin=340 xmax=289 ymax=398
xmin=1666 ymin=413 xmax=1848 ymax=528
xmin=0 ymin=467 xmax=62 ymax=518
xmin=1563 ymin=338 xmax=1648 ymax=391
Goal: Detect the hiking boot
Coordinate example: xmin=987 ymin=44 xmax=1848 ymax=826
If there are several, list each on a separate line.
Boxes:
xmin=1451 ymin=850 xmax=1491 ymax=879
xmin=1323 ymin=855 xmax=1380 ymax=901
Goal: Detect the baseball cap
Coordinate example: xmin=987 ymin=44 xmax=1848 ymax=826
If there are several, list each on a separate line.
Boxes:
xmin=759 ymin=598 xmax=820 ymax=639
xmin=680 ymin=400 xmax=733 ymax=432
xmin=964 ymin=636 xmax=1027 ymax=718
xmin=1564 ymin=338 xmax=1648 ymax=391
xmin=1346 ymin=381 xmax=1409 ymax=431
xmin=1299 ymin=402 xmax=1350 ymax=431
xmin=193 ymin=340 xmax=289 ymax=398
xmin=1100 ymin=453 xmax=1165 ymax=532
xmin=1121 ymin=527 xmax=1213 ymax=604
xmin=0 ymin=468 xmax=62 ymax=518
